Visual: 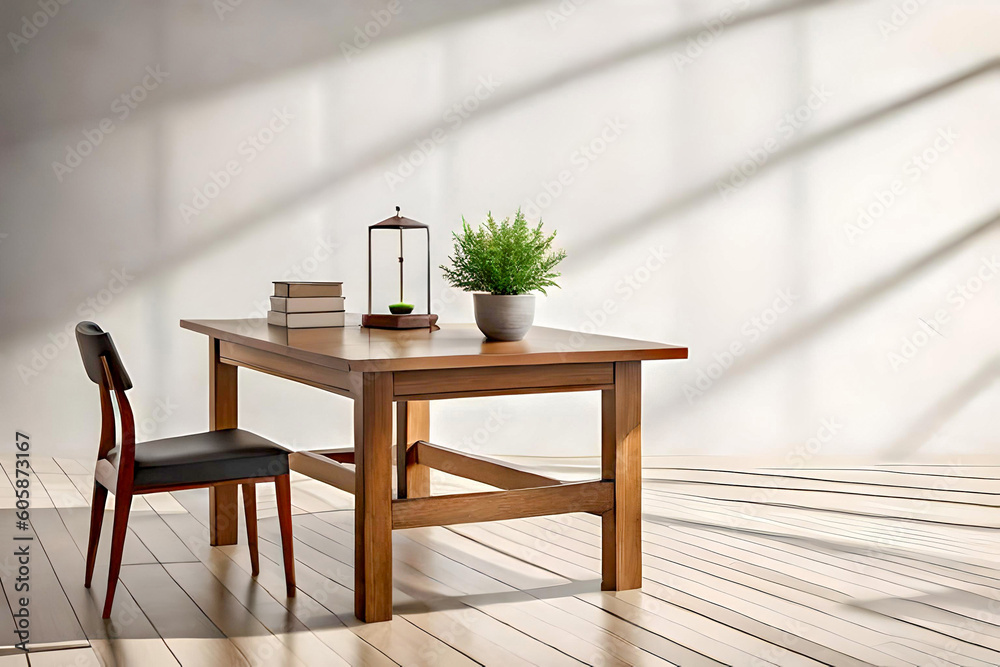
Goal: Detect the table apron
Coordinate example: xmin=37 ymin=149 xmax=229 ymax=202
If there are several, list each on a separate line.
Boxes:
xmin=393 ymin=362 xmax=614 ymax=400
xmin=219 ymin=341 xmax=354 ymax=397
xmin=219 ymin=341 xmax=615 ymax=400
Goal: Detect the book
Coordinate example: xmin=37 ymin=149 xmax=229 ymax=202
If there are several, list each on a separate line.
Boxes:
xmin=270 ymin=296 xmax=345 ymax=313
xmin=273 ymin=281 xmax=343 ymax=298
xmin=267 ymin=310 xmax=346 ymax=328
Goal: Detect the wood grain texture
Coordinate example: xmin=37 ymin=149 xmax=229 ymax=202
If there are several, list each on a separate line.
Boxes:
xmin=209 ymin=336 xmax=240 ymax=547
xmin=310 ymin=447 xmax=355 ymax=464
xmin=181 ymin=318 xmax=687 ymax=372
xmin=290 ymin=451 xmax=356 ymax=495
xmin=164 ymin=561 xmax=306 ymax=666
xmin=275 ymin=473 xmax=297 ymax=597
xmin=361 ymin=313 xmax=439 ymax=329
xmin=602 ymin=360 xmax=642 ymax=591
xmin=414 ymin=441 xmax=563 ymax=491
xmin=354 ymin=371 xmax=394 ymax=622
xmin=181 ymin=318 xmax=687 ymax=624
xmin=0 ymin=507 xmax=88 ymax=649
xmin=100 ymin=356 xmax=139 ymax=618
xmin=97 ymin=382 xmax=116 ymax=459
xmin=84 ymin=482 xmax=107 ymax=588
xmin=242 ymin=483 xmax=260 ymax=576
xmin=118 ymin=563 xmax=248 ymax=665
xmin=209 ymin=337 xmax=239 ymax=431
xmin=220 ymin=340 xmax=353 ymax=397
xmin=392 ymin=481 xmax=613 ymax=530
xmin=396 ymin=400 xmax=430 ymax=499
xmin=19 ymin=455 xmax=1000 ymax=665
xmin=25 ymin=506 xmax=172 ymax=663
xmin=103 ymin=487 xmax=132 ymax=618
xmin=393 ymin=363 xmax=613 ymax=399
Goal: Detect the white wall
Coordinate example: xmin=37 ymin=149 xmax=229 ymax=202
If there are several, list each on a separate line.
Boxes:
xmin=1 ymin=0 xmax=998 ymax=462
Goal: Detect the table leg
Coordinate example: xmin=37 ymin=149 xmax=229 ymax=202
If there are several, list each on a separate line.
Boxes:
xmin=209 ymin=337 xmax=240 ymax=547
xmin=396 ymin=400 xmax=430 ymax=498
xmin=355 ymin=372 xmax=394 ymax=622
xmin=601 ymin=360 xmax=642 ymax=590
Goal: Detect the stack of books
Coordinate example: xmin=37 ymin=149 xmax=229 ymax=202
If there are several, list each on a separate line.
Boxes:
xmin=267 ymin=281 xmax=346 ymax=328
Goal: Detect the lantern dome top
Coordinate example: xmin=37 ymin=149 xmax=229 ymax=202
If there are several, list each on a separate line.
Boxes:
xmin=370 ymin=206 xmax=428 ymax=230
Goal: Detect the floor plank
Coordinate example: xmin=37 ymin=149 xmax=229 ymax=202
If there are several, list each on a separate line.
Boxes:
xmin=158 ymin=507 xmax=394 ymax=666
xmin=0 ymin=509 xmax=87 ymax=650
xmin=170 ymin=489 xmax=481 ymax=666
xmin=13 ymin=456 xmax=1000 ymax=667
xmin=25 ymin=647 xmax=103 ymax=667
xmin=118 ymin=563 xmax=250 ymax=666
xmin=164 ymin=562 xmax=312 ymax=667
xmin=298 ymin=514 xmax=661 ymax=666
xmin=29 ymin=508 xmax=178 ymax=667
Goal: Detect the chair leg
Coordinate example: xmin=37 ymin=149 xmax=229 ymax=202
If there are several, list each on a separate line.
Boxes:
xmin=102 ymin=488 xmax=132 ymax=619
xmin=274 ymin=474 xmax=296 ymax=597
xmin=85 ymin=483 xmax=108 ymax=588
xmin=241 ymin=483 xmax=260 ymax=576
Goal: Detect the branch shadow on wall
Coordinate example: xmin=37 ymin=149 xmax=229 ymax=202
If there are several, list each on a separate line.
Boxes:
xmin=566 ymin=58 xmax=1000 ymax=268
xmin=0 ymin=0 xmax=846 ymax=339
xmin=661 ymin=208 xmax=1000 ymax=411
xmin=881 ymin=356 xmax=1000 ymax=460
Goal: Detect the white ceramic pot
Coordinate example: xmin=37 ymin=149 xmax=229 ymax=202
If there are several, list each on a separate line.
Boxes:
xmin=472 ymin=293 xmax=535 ymax=341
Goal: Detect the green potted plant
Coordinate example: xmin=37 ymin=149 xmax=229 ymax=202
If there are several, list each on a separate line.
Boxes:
xmin=441 ymin=209 xmax=566 ymax=341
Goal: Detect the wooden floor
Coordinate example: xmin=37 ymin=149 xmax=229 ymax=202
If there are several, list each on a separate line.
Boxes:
xmin=2 ymin=455 xmax=999 ymax=666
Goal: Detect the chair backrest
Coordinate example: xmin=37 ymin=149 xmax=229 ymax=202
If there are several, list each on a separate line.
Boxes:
xmin=76 ymin=322 xmax=135 ymax=469
xmin=76 ymin=321 xmax=132 ymax=390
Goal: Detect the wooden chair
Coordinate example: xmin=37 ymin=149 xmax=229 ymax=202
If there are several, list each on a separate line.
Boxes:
xmin=75 ymin=321 xmax=295 ymax=618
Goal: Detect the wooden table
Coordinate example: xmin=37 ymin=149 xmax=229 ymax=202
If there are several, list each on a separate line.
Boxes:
xmin=181 ymin=317 xmax=687 ymax=622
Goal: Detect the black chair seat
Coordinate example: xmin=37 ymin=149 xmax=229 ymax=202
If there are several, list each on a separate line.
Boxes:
xmin=108 ymin=428 xmax=289 ymax=488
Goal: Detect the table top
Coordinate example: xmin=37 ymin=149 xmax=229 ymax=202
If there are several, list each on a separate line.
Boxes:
xmin=181 ymin=316 xmax=687 ymax=372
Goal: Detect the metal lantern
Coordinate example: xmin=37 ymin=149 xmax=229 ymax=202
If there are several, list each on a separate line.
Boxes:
xmin=362 ymin=206 xmax=439 ymax=329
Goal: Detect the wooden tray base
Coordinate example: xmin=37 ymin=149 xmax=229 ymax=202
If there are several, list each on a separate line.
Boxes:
xmin=362 ymin=313 xmax=439 ymax=329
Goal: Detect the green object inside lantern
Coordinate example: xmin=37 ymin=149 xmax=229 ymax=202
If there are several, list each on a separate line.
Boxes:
xmin=389 ymin=302 xmax=414 ymax=315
